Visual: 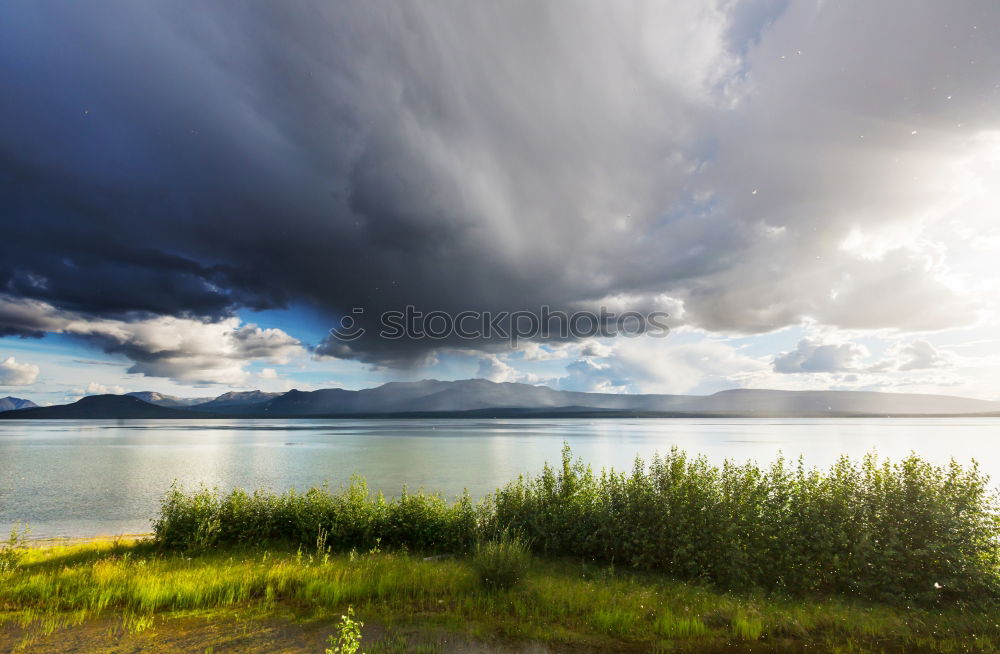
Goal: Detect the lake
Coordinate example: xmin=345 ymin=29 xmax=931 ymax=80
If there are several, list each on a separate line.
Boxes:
xmin=1 ymin=417 xmax=997 ymax=538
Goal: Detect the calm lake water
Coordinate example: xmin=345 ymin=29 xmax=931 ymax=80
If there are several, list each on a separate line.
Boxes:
xmin=1 ymin=417 xmax=998 ymax=538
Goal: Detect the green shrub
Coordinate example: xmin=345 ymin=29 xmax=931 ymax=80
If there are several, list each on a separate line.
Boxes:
xmin=0 ymin=522 xmax=30 ymax=573
xmin=484 ymin=445 xmax=1000 ymax=602
xmin=471 ymin=533 xmax=531 ymax=590
xmin=153 ymin=478 xmax=479 ymax=554
xmin=152 ymin=445 xmax=1000 ymax=603
xmin=152 ymin=483 xmax=221 ymax=551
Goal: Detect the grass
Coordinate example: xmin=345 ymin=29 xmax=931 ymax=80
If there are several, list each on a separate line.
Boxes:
xmin=470 ymin=533 xmax=531 ymax=590
xmin=2 ymin=539 xmax=1000 ymax=652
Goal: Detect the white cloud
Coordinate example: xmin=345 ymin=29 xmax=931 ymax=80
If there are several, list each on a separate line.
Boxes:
xmin=559 ymin=357 xmax=628 ymax=394
xmin=82 ymin=381 xmax=126 ymax=396
xmin=773 ymin=339 xmax=869 ymax=374
xmin=476 ymin=355 xmax=517 ymax=383
xmin=519 ymin=342 xmax=573 ymax=361
xmin=896 ymin=340 xmax=954 ymax=371
xmin=0 ymin=296 xmax=303 ymax=385
xmin=0 ymin=356 xmax=40 ymax=386
xmin=557 ymin=336 xmax=769 ymax=395
xmin=476 ymin=354 xmax=540 ymax=384
xmin=870 ymin=339 xmax=956 ymax=372
xmin=107 ymin=318 xmax=303 ymax=384
xmin=579 ymin=341 xmax=615 ymax=358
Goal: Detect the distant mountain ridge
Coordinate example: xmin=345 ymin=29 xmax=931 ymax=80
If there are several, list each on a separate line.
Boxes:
xmin=0 ymin=396 xmax=37 ymax=412
xmin=677 ymin=389 xmax=999 ymax=416
xmin=248 ymin=381 xmax=999 ymax=417
xmin=0 ymin=394 xmax=208 ymax=419
xmin=2 ymin=380 xmax=998 ymax=419
xmin=125 ymin=391 xmax=208 ymax=408
xmin=193 ymin=390 xmax=283 ymax=411
xmin=250 ymin=380 xmax=694 ymax=416
xmin=124 ymin=390 xmax=282 ymax=411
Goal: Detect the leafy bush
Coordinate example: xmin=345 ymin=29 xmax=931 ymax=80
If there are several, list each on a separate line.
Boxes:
xmin=152 ymin=483 xmax=221 ymax=551
xmin=0 ymin=522 xmax=30 ymax=573
xmin=471 ymin=533 xmax=531 ymax=590
xmin=153 ymin=478 xmax=479 ymax=554
xmin=153 ymin=445 xmax=1000 ymax=603
xmin=484 ymin=445 xmax=1000 ymax=602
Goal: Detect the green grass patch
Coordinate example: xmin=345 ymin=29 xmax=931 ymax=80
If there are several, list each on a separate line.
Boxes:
xmin=1 ymin=540 xmax=999 ymax=652
xmin=470 ymin=533 xmax=531 ymax=590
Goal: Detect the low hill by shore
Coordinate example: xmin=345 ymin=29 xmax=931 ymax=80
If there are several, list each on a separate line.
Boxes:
xmin=0 ymin=395 xmax=214 ymax=419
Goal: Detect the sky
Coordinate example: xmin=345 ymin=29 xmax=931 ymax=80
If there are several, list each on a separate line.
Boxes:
xmin=2 ymin=1 xmax=1000 ymax=405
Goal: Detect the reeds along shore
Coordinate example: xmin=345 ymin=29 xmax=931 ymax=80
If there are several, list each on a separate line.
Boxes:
xmin=154 ymin=445 xmax=1000 ymax=604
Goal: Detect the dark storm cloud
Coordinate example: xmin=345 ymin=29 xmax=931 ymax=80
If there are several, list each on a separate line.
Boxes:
xmin=0 ymin=1 xmax=736 ymax=364
xmin=1 ymin=1 xmax=998 ymax=367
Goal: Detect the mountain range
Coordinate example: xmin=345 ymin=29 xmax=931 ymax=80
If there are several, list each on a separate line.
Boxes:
xmin=1 ymin=394 xmax=207 ymax=419
xmin=1 ymin=379 xmax=999 ymax=419
xmin=0 ymin=396 xmax=37 ymax=412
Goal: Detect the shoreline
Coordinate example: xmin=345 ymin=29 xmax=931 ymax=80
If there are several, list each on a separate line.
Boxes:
xmin=5 ymin=412 xmax=1000 ymax=420
xmin=24 ymin=533 xmax=152 ymax=548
